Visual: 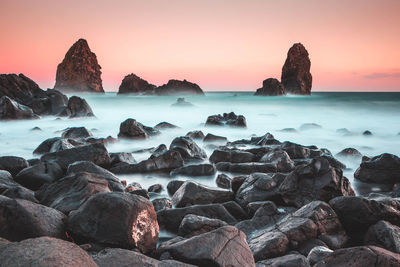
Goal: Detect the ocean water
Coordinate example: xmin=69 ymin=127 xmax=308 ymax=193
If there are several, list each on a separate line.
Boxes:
xmin=1 ymin=92 xmax=400 ymax=195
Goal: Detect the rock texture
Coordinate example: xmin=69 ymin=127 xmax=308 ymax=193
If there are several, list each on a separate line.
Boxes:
xmin=281 ymin=43 xmax=312 ymax=95
xmin=155 ymin=79 xmax=204 ymax=95
xmin=255 ymin=78 xmax=286 ymax=96
xmin=54 ymin=38 xmax=103 ymax=93
xmin=0 ymin=96 xmax=39 ymax=120
xmin=117 ymin=73 xmax=156 ymax=94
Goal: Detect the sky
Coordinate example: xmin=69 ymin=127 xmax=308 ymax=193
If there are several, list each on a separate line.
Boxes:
xmin=1 ymin=0 xmax=399 ymax=92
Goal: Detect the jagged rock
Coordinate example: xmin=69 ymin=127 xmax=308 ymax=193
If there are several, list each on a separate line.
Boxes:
xmin=178 ymin=214 xmax=228 ymax=238
xmin=54 ymin=38 xmax=103 ymax=93
xmin=150 ymin=144 xmax=168 ymax=159
xmin=210 ymin=149 xmax=254 ymax=163
xmin=336 ymin=148 xmax=362 ymax=159
xmin=0 ymin=96 xmax=39 ymax=120
xmin=281 ymin=43 xmax=312 ymax=95
xmin=0 ymin=170 xmax=38 ymax=202
xmin=364 ymin=220 xmax=400 ymax=253
xmin=109 ymin=152 xmax=136 ymax=166
xmin=170 ymin=164 xmax=216 ymax=176
xmin=169 ymin=136 xmax=207 ymax=162
xmin=14 ymin=162 xmax=63 ymax=191
xmin=203 ymin=133 xmax=228 ymax=143
xmin=117 ymin=73 xmax=156 ymax=94
xmin=62 ymin=127 xmax=93 ymax=139
xmin=67 ymin=192 xmax=159 ymax=253
xmin=155 ymin=79 xmax=204 ymax=95
xmin=307 ymin=246 xmax=333 ymax=265
xmin=231 ymin=175 xmax=247 ymax=194
xmin=60 ymin=96 xmax=95 ymax=118
xmin=118 ymin=118 xmax=159 ymax=139
xmin=222 ymin=201 xmax=249 ymax=221
xmin=280 ymin=141 xmax=311 ymax=159
xmin=259 ymin=150 xmax=295 ymax=172
xmin=354 ymin=153 xmax=400 ymax=184
xmin=216 ymin=173 xmax=231 ymax=189
xmin=0 ymin=195 xmax=66 ymax=241
xmin=185 ymin=130 xmax=205 ymax=140
xmin=0 ymin=156 xmax=29 ymax=176
xmin=255 ymin=78 xmax=286 ymax=96
xmin=205 ymin=112 xmax=246 ymax=127
xmin=167 ymin=180 xmax=185 ymax=196
xmin=257 ymin=254 xmax=310 ymax=267
xmin=152 ymin=197 xmax=172 ymax=212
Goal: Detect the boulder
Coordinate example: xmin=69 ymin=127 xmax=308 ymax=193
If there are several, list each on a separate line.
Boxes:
xmin=150 ymin=144 xmax=168 ymax=159
xmin=256 ymin=254 xmax=310 ymax=267
xmin=169 ymin=136 xmax=207 ymax=162
xmin=14 ymin=162 xmax=63 ymax=191
xmin=109 ymin=152 xmax=136 ymax=166
xmin=61 ymin=96 xmax=95 ymax=117
xmin=0 ymin=237 xmax=98 ymax=267
xmin=118 ymin=118 xmax=159 ymax=139
xmin=231 ymin=175 xmax=247 ymax=194
xmin=0 ymin=170 xmax=37 ymax=202
xmin=307 ymin=246 xmax=333 ymax=265
xmin=117 ymin=73 xmax=156 ymax=94
xmin=170 ymin=164 xmax=216 ymax=176
xmin=185 ymin=130 xmax=205 ymax=140
xmin=35 ymin=172 xmax=111 ymax=214
xmin=167 ymin=180 xmax=185 ymax=196
xmin=54 ymin=38 xmax=103 ymax=93
xmin=336 ymin=148 xmax=362 ymax=159
xmin=67 ymin=192 xmax=159 ymax=253
xmin=255 ymin=78 xmax=286 ymax=96
xmin=0 ymin=156 xmax=29 ymax=176
xmin=280 ymin=141 xmax=311 ymax=159
xmin=246 ymin=200 xmax=277 ymax=216
xmin=216 ymin=162 xmax=277 ymax=175
xmin=205 ymin=112 xmax=246 ymax=128
xmin=33 ymin=137 xmax=63 ymax=155
xmin=203 ymin=133 xmax=228 ymax=143
xmin=210 ymin=149 xmax=254 ymax=163
xmin=354 ymin=153 xmax=400 ymax=184
xmin=148 ymin=183 xmax=163 ymax=193
xmin=0 ymin=96 xmax=39 ymax=120
xmin=281 ymin=43 xmax=312 ymax=95
xmin=0 ymin=195 xmax=66 ymax=241
xmin=364 ymin=220 xmax=400 ymax=253
xmin=61 ymin=127 xmax=93 ymax=139
xmin=178 ymin=214 xmax=228 ymax=238
xmin=154 ymin=121 xmax=179 ymax=130
xmin=152 ymin=197 xmax=172 ymax=212
xmin=259 ymin=150 xmax=295 ymax=172
xmin=155 ymin=79 xmax=204 ymax=95
xmin=216 ymin=173 xmax=231 ymax=189
xmin=172 ymin=181 xmax=233 ymax=207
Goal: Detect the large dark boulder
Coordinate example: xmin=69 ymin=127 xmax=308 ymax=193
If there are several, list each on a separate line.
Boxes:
xmin=259 ymin=150 xmax=295 ymax=172
xmin=14 ymin=162 xmax=63 ymax=191
xmin=354 ymin=153 xmax=400 ymax=184
xmin=0 ymin=170 xmax=37 ymax=202
xmin=364 ymin=220 xmax=400 ymax=253
xmin=0 ymin=156 xmax=29 ymax=176
xmin=35 ymin=172 xmax=111 ymax=214
xmin=178 ymin=214 xmax=228 ymax=238
xmin=62 ymin=127 xmax=93 ymax=139
xmin=117 ymin=73 xmax=156 ymax=94
xmin=54 ymin=38 xmax=103 ymax=93
xmin=156 ymin=226 xmax=255 ymax=267
xmin=205 ymin=112 xmax=247 ymax=128
xmin=67 ymin=192 xmax=159 ymax=253
xmin=170 ymin=164 xmax=216 ymax=176
xmin=0 ymin=96 xmax=39 ymax=120
xmin=155 ymin=79 xmax=204 ymax=95
xmin=209 ymin=149 xmax=254 ymax=163
xmin=0 ymin=195 xmax=66 ymax=241
xmin=117 ymin=118 xmax=159 ymax=139
xmin=0 ymin=236 xmax=98 ymax=267
xmin=281 ymin=43 xmax=312 ymax=95
xmin=216 ymin=162 xmax=277 ymax=174
xmin=60 ymin=96 xmax=95 ymax=118
xmin=169 ymin=136 xmax=207 ymax=162
xmin=255 ymin=78 xmax=286 ymax=96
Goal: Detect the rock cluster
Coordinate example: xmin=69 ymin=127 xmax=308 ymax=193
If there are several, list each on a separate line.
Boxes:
xmin=155 ymin=79 xmax=204 ymax=95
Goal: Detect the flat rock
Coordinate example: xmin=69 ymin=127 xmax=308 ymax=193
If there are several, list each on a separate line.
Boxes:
xmin=170 ymin=164 xmax=216 ymax=176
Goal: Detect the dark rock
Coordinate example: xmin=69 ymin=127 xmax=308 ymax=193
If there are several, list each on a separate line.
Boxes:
xmin=205 ymin=112 xmax=247 ymax=128
xmin=148 ymin=184 xmax=163 ymax=193
xmin=336 ymin=148 xmax=362 ymax=159
xmin=150 ymin=144 xmax=168 ymax=159
xmin=307 ymin=246 xmax=333 ymax=265
xmin=154 ymin=121 xmax=179 ymax=130
xmin=278 ymin=127 xmax=298 ymax=133
xmin=170 ymin=136 xmax=207 ymax=162
xmin=363 ymin=130 xmax=372 ymax=136
xmin=67 ymin=192 xmax=159 ymax=253
xmin=33 ymin=137 xmax=62 ymax=155
xmin=0 ymin=195 xmax=66 ymax=241
xmin=167 ymin=180 xmax=185 ymax=196
xmin=152 ymin=197 xmax=172 ymax=212
xmin=62 ymin=127 xmax=93 ymax=139
xmin=216 ymin=162 xmax=277 ymax=174
xmin=0 ymin=156 xmax=29 ymax=176
xmin=210 ymin=149 xmax=254 ymax=163
xmin=364 ymin=220 xmax=400 ymax=253
xmin=171 ymin=97 xmax=194 ymax=107
xmin=109 ymin=152 xmax=136 ymax=166
xmin=156 ymin=226 xmax=255 ymax=267
xmin=54 ymin=38 xmax=103 ymax=93
xmin=203 ymin=133 xmax=228 ymax=143
xmin=0 ymin=96 xmax=39 ymax=120
xmin=256 ymin=254 xmax=310 ymax=267
xmin=255 ymin=78 xmax=286 ymax=96
xmin=129 ymin=189 xmax=149 ymax=199
xmin=185 ymin=130 xmax=204 ymax=140
xmin=117 ymin=73 xmax=156 ymax=94
xmin=14 ymin=162 xmax=63 ymax=191
xmin=246 ymin=200 xmax=277 ymax=216
xmin=281 ymin=43 xmax=312 ymax=95
xmin=354 ymin=153 xmax=400 ymax=184
xmin=299 ymin=123 xmax=322 ymax=131
xmin=281 ymin=141 xmax=311 ymax=159
xmin=0 ymin=170 xmax=38 ymax=202
xmin=297 ymin=239 xmax=328 ymax=256
xmin=118 ymin=118 xmax=159 ymax=139
xmin=259 ymin=150 xmax=295 ymax=172
xmin=178 ymin=214 xmax=228 ymax=238
xmin=155 ymin=79 xmax=204 ymax=95
xmin=231 ymin=175 xmax=247 ymax=194
xmin=222 ymin=201 xmax=249 ymax=221
xmin=27 ymin=158 xmax=41 ymax=166
xmin=216 ymin=173 xmax=231 ymax=189
xmin=61 ymin=96 xmax=95 ymax=117
xmin=170 ymin=164 xmax=216 ymax=176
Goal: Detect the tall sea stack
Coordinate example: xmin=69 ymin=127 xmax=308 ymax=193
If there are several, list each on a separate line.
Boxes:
xmin=281 ymin=43 xmax=312 ymax=95
xmin=54 ymin=39 xmax=104 ymax=93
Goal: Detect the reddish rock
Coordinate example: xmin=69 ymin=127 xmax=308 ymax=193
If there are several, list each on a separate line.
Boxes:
xmin=155 ymin=79 xmax=204 ymax=95
xmin=117 ymin=73 xmax=156 ymax=94
xmin=54 ymin=39 xmax=104 ymax=93
xmin=281 ymin=43 xmax=312 ymax=95
xmin=255 ymin=78 xmax=286 ymax=96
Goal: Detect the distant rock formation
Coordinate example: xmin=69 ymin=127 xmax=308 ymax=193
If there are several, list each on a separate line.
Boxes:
xmin=117 ymin=74 xmax=156 ymax=94
xmin=281 ymin=43 xmax=312 ymax=95
xmin=54 ymin=39 xmax=104 ymax=93
xmin=155 ymin=79 xmax=204 ymax=95
xmin=255 ymin=78 xmax=285 ymax=96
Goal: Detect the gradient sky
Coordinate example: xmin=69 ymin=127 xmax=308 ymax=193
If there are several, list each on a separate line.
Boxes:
xmin=1 ymin=0 xmax=399 ymax=92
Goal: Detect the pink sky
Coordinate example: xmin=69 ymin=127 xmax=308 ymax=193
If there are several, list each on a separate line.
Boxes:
xmin=1 ymin=0 xmax=399 ymax=92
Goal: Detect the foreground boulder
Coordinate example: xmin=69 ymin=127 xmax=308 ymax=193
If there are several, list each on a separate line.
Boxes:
xmin=178 ymin=214 xmax=228 ymax=238
xmin=156 ymin=226 xmax=255 ymax=267
xmin=0 ymin=96 xmax=39 ymax=120
xmin=0 ymin=236 xmax=98 ymax=267
xmin=364 ymin=220 xmax=400 ymax=253
xmin=205 ymin=112 xmax=246 ymax=127
xmin=354 ymin=153 xmax=400 ymax=184
xmin=255 ymin=78 xmax=286 ymax=96
xmin=281 ymin=43 xmax=312 ymax=95
xmin=117 ymin=73 xmax=156 ymax=94
xmin=0 ymin=156 xmax=29 ymax=176
xmin=54 ymin=38 xmax=103 ymax=93
xmin=0 ymin=195 xmax=66 ymax=241
xmin=169 ymin=136 xmax=207 ymax=162
xmin=14 ymin=162 xmax=63 ymax=191
xmin=67 ymin=192 xmax=159 ymax=253
xmin=0 ymin=170 xmax=37 ymax=202
xmin=155 ymin=79 xmax=204 ymax=95
xmin=60 ymin=96 xmax=95 ymax=117
xmin=118 ymin=118 xmax=159 ymax=139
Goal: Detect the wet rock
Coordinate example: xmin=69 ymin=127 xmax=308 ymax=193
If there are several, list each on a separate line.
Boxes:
xmin=210 ymin=149 xmax=254 ymax=163
xmin=185 ymin=130 xmax=204 ymax=140
xmin=118 ymin=118 xmax=158 ymax=139
xmin=222 ymin=201 xmax=249 ymax=221
xmin=178 ymin=214 xmax=228 ymax=238
xmin=30 ymin=126 xmax=42 ymax=131
xmin=299 ymin=123 xmax=322 ymax=131
xmin=0 ymin=170 xmax=38 ymax=202
xmin=129 ymin=189 xmax=149 ymax=199
xmin=281 ymin=43 xmax=312 ymax=95
xmin=205 ymin=112 xmax=247 ymax=128
xmin=170 ymin=164 xmax=216 ymax=176
xmin=33 ymin=137 xmax=62 ymax=155
xmin=148 ymin=184 xmax=163 ymax=193
xmin=155 ymin=79 xmax=204 ymax=95
xmin=167 ymin=180 xmax=185 ymax=196
xmin=231 ymin=175 xmax=247 ymax=194
xmin=257 ymin=254 xmax=310 ymax=267
xmin=67 ymin=192 xmax=159 ymax=253
xmin=216 ymin=162 xmax=277 ymax=174
xmin=61 ymin=126 xmax=93 ymax=139
xmin=150 ymin=144 xmax=168 ymax=159
xmin=278 ymin=127 xmax=298 ymax=133
xmin=363 ymin=130 xmax=372 ymax=136
xmin=0 ymin=96 xmax=39 ymax=120
xmin=364 ymin=220 xmax=400 ymax=253
xmin=216 ymin=173 xmax=231 ymax=189
xmin=354 ymin=153 xmax=400 ymax=184
xmin=172 ymin=97 xmax=194 ymax=107
xmin=156 ymin=226 xmax=255 ymax=267
xmin=152 ymin=197 xmax=172 ymax=212
xmin=0 ymin=156 xmax=29 ymax=176
xmin=61 ymin=96 xmax=95 ymax=117
xmin=0 ymin=195 xmax=66 ymax=241
xmin=170 ymin=136 xmax=207 ymax=162
xmin=154 ymin=121 xmax=179 ymax=130
xmin=117 ymin=73 xmax=156 ymax=94
xmin=54 ymin=38 xmax=103 ymax=93
xmin=203 ymin=133 xmax=228 ymax=143
xmin=280 ymin=141 xmax=311 ymax=159
xmin=255 ymin=78 xmax=285 ymax=96
xmin=259 ymin=150 xmax=295 ymax=172
xmin=14 ymin=162 xmax=63 ymax=191
xmin=336 ymin=147 xmax=362 ymax=159
xmin=246 ymin=200 xmax=277 ymax=216
xmin=307 ymin=246 xmax=333 ymax=265
xmin=109 ymin=152 xmax=136 ymax=166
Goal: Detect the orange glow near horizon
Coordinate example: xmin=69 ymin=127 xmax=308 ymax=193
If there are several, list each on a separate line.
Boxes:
xmin=1 ymin=0 xmax=400 ymax=92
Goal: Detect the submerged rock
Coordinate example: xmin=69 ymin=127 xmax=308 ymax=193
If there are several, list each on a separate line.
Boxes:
xmin=155 ymin=79 xmax=204 ymax=95
xmin=205 ymin=112 xmax=247 ymax=128
xmin=172 ymin=97 xmax=194 ymax=107
xmin=117 ymin=73 xmax=156 ymax=94
xmin=170 ymin=136 xmax=207 ymax=162
xmin=255 ymin=78 xmax=285 ymax=96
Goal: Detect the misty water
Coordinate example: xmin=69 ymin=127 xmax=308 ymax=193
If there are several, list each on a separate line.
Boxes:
xmin=1 ymin=92 xmax=400 ymax=197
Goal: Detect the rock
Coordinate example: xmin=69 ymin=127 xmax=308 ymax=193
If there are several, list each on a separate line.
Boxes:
xmin=313 ymin=246 xmax=400 ymax=267
xmin=307 ymin=246 xmax=333 ymax=265
xmin=148 ymin=184 xmax=163 ymax=193
xmin=185 ymin=130 xmax=204 ymax=139
xmin=0 ymin=195 xmax=66 ymax=241
xmin=117 ymin=73 xmax=156 ymax=94
xmin=336 ymin=148 xmax=362 ymax=159
xmin=255 ymin=78 xmax=286 ymax=96
xmin=157 ymin=203 xmax=237 ymax=233
xmin=364 ymin=220 xmax=400 ymax=253
xmin=152 ymin=197 xmax=172 ymax=212
xmin=248 ymin=133 xmax=281 ymax=146
xmin=231 ymin=175 xmax=247 ymax=194
xmin=257 ymin=254 xmax=310 ymax=267
xmin=246 ymin=200 xmax=277 ymax=216
xmin=170 ymin=164 xmax=216 ymax=176
xmin=33 ymin=137 xmax=62 ymax=155
xmin=354 ymin=153 xmax=400 ymax=184
xmin=30 ymin=126 xmax=42 ymax=131
xmin=62 ymin=127 xmax=93 ymax=139
xmin=156 ymin=226 xmax=255 ymax=267
xmin=203 ymin=133 xmax=228 ymax=143
xmin=14 ymin=162 xmax=63 ymax=191
xmin=155 ymin=79 xmax=204 ymax=95
xmin=109 ymin=152 xmax=136 ymax=166
xmin=281 ymin=43 xmax=312 ymax=95
xmin=54 ymin=38 xmax=103 ymax=93
xmin=129 ymin=189 xmax=149 ymax=199
xmin=216 ymin=162 xmax=277 ymax=174
xmin=0 ymin=96 xmax=39 ymax=120
xmin=167 ymin=180 xmax=185 ymax=196
xmin=278 ymin=127 xmax=298 ymax=133
xmin=280 ymin=141 xmax=311 ymax=159
xmin=41 ymin=143 xmax=111 ymax=170
xmin=210 ymin=149 xmax=254 ymax=163
xmin=363 ymin=130 xmax=372 ymax=136
xmin=61 ymin=96 xmax=95 ymax=117
xmin=205 ymin=112 xmax=247 ymax=128
xmin=222 ymin=201 xmax=249 ymax=221
xmin=68 ymin=192 xmax=159 ymax=253
xmin=259 ymin=150 xmax=295 ymax=172
xmin=172 ymin=181 xmax=233 ymax=207
xmin=154 ymin=121 xmax=179 ymax=130
xmin=118 ymin=118 xmax=159 ymax=139
xmin=299 ymin=123 xmax=322 ymax=131
xmin=0 ymin=170 xmax=38 ymax=202
xmin=171 ymin=97 xmax=194 ymax=107
xmin=169 ymin=136 xmax=207 ymax=162
xmin=178 ymin=214 xmax=228 ymax=238
xmin=216 ymin=173 xmax=231 ymax=189
xmin=0 ymin=156 xmax=29 ymax=176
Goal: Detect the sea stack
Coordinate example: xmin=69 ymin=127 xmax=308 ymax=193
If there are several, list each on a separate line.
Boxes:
xmin=117 ymin=74 xmax=156 ymax=94
xmin=255 ymin=78 xmax=285 ymax=96
xmin=155 ymin=79 xmax=204 ymax=95
xmin=281 ymin=43 xmax=312 ymax=95
xmin=54 ymin=39 xmax=104 ymax=93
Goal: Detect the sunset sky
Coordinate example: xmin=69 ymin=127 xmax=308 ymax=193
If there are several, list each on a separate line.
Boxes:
xmin=1 ymin=0 xmax=399 ymax=92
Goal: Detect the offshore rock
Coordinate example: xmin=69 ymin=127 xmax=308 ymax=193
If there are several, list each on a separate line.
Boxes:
xmin=155 ymin=79 xmax=204 ymax=95
xmin=117 ymin=73 xmax=156 ymax=94
xmin=255 ymin=78 xmax=286 ymax=96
